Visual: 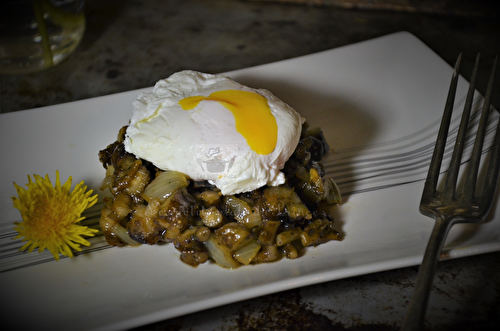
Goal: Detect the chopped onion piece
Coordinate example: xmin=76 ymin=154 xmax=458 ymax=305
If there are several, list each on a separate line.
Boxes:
xmin=244 ymin=210 xmax=262 ymax=228
xmin=205 ymin=235 xmax=240 ymax=269
xmin=234 ymin=240 xmax=261 ymax=265
xmin=111 ymin=224 xmax=141 ymax=246
xmin=142 ymin=170 xmax=188 ymax=203
xmin=99 ymin=165 xmax=115 ymax=191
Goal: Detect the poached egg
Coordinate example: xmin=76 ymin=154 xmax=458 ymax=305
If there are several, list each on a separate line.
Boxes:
xmin=124 ymin=70 xmax=303 ymax=195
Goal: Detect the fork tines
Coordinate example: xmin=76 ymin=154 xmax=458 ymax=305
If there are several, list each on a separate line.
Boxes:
xmin=421 ymin=54 xmax=499 ymax=216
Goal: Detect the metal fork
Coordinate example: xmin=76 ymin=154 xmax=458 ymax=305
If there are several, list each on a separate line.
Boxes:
xmin=401 ymin=54 xmax=499 ymax=331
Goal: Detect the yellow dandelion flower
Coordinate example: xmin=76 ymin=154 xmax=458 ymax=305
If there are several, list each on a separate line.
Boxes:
xmin=11 ymin=171 xmax=99 ymax=261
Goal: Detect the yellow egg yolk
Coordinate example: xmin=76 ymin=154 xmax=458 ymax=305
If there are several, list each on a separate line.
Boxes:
xmin=179 ymin=90 xmax=278 ymax=155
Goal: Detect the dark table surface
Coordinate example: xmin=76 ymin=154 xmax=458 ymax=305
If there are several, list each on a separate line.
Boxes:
xmin=1 ymin=1 xmax=499 ymax=330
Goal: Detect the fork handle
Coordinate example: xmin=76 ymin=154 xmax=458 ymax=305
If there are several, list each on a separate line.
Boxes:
xmin=401 ymin=215 xmax=456 ymax=331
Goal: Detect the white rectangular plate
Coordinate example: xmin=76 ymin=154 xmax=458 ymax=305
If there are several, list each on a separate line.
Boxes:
xmin=1 ymin=32 xmax=499 ymax=331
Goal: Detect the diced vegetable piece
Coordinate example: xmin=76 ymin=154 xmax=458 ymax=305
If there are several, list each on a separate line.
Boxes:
xmin=197 ymin=190 xmax=221 ymax=207
xmin=125 ymin=164 xmax=151 ymax=196
xmin=300 ymin=219 xmax=341 ymax=246
xmin=110 ymin=193 xmax=132 ymax=219
xmin=281 ymin=243 xmax=299 ymax=259
xmin=276 ymin=228 xmax=302 ymax=246
xmin=175 ymin=226 xmax=198 ymax=242
xmin=174 ymin=227 xmax=210 ymax=267
xmin=127 ymin=204 xmax=160 ymax=244
xmin=245 ymin=207 xmax=263 ymax=228
xmin=252 ymin=245 xmax=280 ymax=263
xmin=195 ymin=226 xmax=211 ymax=242
xmin=111 ymin=222 xmax=141 ymax=246
xmin=99 ymin=204 xmax=140 ymax=246
xmin=214 ymin=222 xmax=253 ymax=251
xmin=224 ymin=196 xmax=262 ymax=228
xmin=234 ymin=240 xmax=261 ymax=265
xmin=257 ymin=220 xmax=280 ymax=245
xmin=309 ymin=168 xmax=324 ymax=195
xmin=286 ymin=191 xmax=312 ymax=220
xmin=199 ymin=206 xmax=225 ymax=228
xmin=224 ymin=196 xmax=250 ymax=220
xmin=262 ymin=186 xmax=293 ymax=214
xmin=205 ymin=235 xmax=240 ymax=269
xmin=99 ymin=165 xmax=115 ymax=191
xmin=180 ymin=251 xmax=209 ymax=267
xmin=142 ymin=170 xmax=189 ymax=203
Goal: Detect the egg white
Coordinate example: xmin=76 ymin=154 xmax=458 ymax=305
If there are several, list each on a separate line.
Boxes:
xmin=124 ymin=70 xmax=303 ymax=195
